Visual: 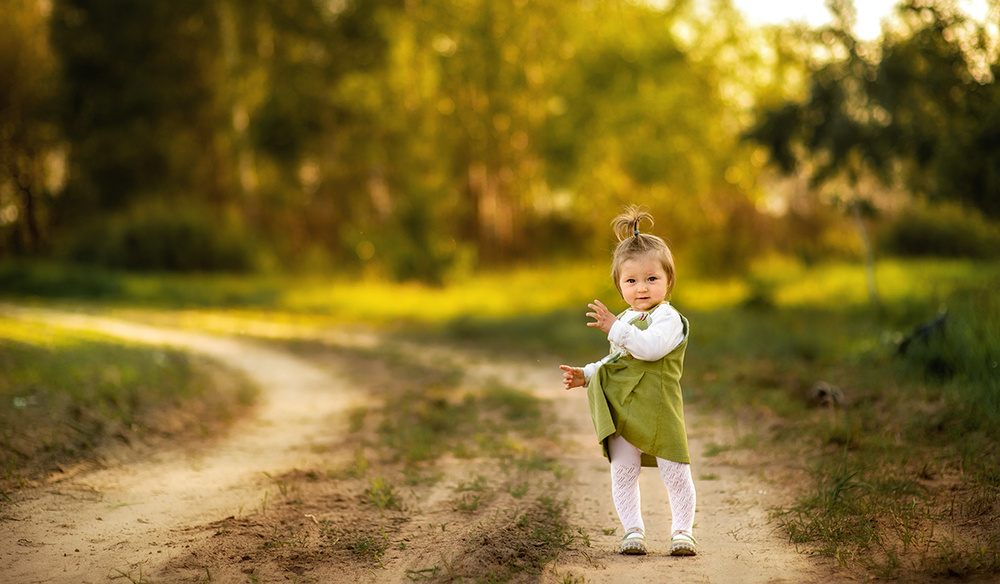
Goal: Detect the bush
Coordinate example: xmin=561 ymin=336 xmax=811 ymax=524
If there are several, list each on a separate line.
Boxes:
xmin=879 ymin=202 xmax=1000 ymax=259
xmin=65 ymin=199 xmax=258 ymax=272
xmin=0 ymin=261 xmax=125 ymax=299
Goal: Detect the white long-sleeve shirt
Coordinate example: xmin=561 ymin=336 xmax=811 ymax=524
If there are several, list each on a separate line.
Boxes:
xmin=582 ymin=302 xmax=686 ymax=382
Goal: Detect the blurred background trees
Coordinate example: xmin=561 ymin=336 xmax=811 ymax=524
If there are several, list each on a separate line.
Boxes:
xmin=1 ymin=0 xmax=998 ymax=281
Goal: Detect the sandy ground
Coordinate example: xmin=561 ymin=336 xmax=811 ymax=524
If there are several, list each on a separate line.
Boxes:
xmin=0 ymin=309 xmax=843 ymax=583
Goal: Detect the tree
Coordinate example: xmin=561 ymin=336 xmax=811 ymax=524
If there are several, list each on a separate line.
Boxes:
xmin=745 ymin=0 xmax=1000 ymax=219
xmin=0 ymin=0 xmax=59 ymax=255
xmin=876 ymin=1 xmax=1000 ymax=218
xmin=744 ymin=0 xmax=1000 ymax=302
xmin=49 ymin=0 xmax=224 ymax=220
xmin=13 ymin=0 xmax=801 ymax=277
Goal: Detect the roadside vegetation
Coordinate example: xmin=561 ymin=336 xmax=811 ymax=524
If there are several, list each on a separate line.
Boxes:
xmin=0 ymin=316 xmax=258 ymax=497
xmin=423 ymin=259 xmax=1000 ymax=581
xmin=1 ymin=256 xmax=998 ymax=581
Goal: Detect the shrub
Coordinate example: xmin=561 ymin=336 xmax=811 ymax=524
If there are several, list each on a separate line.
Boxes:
xmin=65 ymin=199 xmax=258 ymax=272
xmin=0 ymin=261 xmax=124 ymax=298
xmin=879 ymin=202 xmax=1000 ymax=259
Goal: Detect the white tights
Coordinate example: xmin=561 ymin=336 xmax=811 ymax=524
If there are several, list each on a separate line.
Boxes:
xmin=608 ymin=435 xmax=696 ymax=534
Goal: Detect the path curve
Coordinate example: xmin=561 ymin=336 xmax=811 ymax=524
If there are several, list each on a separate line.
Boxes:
xmin=0 ymin=308 xmax=364 ymax=584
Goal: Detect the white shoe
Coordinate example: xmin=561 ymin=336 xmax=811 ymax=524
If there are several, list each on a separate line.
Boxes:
xmin=620 ymin=527 xmax=647 ymax=555
xmin=670 ymin=529 xmax=697 ymax=556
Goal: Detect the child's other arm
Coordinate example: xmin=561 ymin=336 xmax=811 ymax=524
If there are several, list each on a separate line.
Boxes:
xmin=559 ymin=365 xmax=585 ymax=390
xmin=560 ymin=354 xmax=611 ymax=390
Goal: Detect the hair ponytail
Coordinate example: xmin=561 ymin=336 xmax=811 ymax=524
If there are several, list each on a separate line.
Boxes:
xmin=612 ymin=205 xmax=654 ymax=243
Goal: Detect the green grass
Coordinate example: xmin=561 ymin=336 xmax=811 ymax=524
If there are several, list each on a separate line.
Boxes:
xmin=3 ymin=257 xmax=997 ymax=317
xmin=0 ymin=260 xmax=607 ymax=320
xmin=683 ymin=275 xmax=998 ymax=579
xmin=376 ymin=379 xmax=544 ymax=465
xmin=434 ymin=493 xmax=582 ymax=582
xmin=0 ymin=316 xmax=257 ymax=491
xmin=365 ymin=475 xmax=402 ymax=512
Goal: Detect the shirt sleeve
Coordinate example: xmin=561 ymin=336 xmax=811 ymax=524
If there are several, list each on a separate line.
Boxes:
xmin=582 ymin=354 xmax=612 ymax=382
xmin=607 ymin=304 xmax=685 ymax=361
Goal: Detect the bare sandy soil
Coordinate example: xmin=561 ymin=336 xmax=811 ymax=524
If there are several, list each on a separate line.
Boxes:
xmin=0 ymin=310 xmax=844 ymax=583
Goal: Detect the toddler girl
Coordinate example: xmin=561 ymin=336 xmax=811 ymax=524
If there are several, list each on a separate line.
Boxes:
xmin=560 ymin=205 xmax=697 ymax=556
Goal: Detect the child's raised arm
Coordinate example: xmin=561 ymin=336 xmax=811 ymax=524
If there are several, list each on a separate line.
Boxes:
xmin=586 ymin=299 xmax=617 ymax=333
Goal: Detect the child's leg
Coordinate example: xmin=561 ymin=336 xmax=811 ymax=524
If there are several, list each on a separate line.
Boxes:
xmin=608 ymin=435 xmax=644 ymax=532
xmin=656 ymin=459 xmax=696 ymax=533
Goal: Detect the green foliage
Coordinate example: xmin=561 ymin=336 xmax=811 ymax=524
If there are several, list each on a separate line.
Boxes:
xmin=8 ymin=0 xmax=794 ymax=280
xmin=4 ymin=0 xmax=1000 ymax=284
xmin=879 ymin=202 xmax=1000 ymax=259
xmin=50 ymin=0 xmax=221 ymax=215
xmin=64 ymin=199 xmax=258 ymax=272
xmin=746 ymin=1 xmax=1000 ymax=221
xmin=0 ymin=260 xmax=287 ymax=308
xmin=0 ymin=261 xmax=125 ymax=299
xmin=878 ymin=3 xmax=1000 ymax=219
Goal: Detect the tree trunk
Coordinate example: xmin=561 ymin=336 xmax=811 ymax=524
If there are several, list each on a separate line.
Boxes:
xmin=851 ymin=202 xmax=880 ymax=309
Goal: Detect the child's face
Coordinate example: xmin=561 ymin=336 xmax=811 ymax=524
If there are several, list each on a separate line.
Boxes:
xmin=618 ymin=254 xmax=669 ymax=312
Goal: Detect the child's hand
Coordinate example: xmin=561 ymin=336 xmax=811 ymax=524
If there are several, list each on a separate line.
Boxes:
xmin=559 ymin=365 xmax=585 ymax=390
xmin=586 ymin=300 xmax=616 ymax=334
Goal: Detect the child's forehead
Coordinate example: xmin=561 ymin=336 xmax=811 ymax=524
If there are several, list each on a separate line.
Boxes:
xmin=620 ymin=255 xmax=666 ymax=272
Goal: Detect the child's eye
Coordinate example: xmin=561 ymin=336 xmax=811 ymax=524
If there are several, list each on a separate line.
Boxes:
xmin=648 ymin=277 xmax=658 ymax=282
xmin=625 ymin=278 xmax=635 ymax=284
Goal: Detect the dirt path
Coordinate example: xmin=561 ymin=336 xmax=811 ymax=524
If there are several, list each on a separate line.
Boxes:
xmin=409 ymin=346 xmax=839 ymax=584
xmin=0 ymin=310 xmax=840 ymax=583
xmin=1 ymin=310 xmax=368 ymax=583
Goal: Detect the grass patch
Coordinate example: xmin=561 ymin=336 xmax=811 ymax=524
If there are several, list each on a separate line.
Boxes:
xmin=430 ymin=494 xmax=582 ymax=583
xmin=0 ymin=260 xmax=606 ymax=321
xmin=375 ymin=379 xmax=543 ymax=465
xmin=365 ymin=475 xmax=402 ymax=512
xmin=350 ymin=529 xmax=390 ymax=567
xmin=0 ymin=316 xmax=257 ymax=492
xmin=734 ymin=281 xmax=1000 ymax=579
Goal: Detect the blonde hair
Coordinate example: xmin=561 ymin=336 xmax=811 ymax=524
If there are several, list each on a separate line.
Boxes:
xmin=610 ymin=205 xmax=676 ymax=297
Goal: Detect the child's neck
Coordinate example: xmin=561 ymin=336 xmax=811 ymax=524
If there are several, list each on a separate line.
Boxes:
xmin=630 ymin=302 xmax=663 ymax=312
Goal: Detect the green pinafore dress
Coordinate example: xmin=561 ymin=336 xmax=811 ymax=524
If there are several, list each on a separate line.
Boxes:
xmin=586 ymin=310 xmax=690 ymax=467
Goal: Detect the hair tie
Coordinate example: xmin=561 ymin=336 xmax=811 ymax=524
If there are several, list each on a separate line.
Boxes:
xmin=633 ymin=229 xmax=640 ymax=237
